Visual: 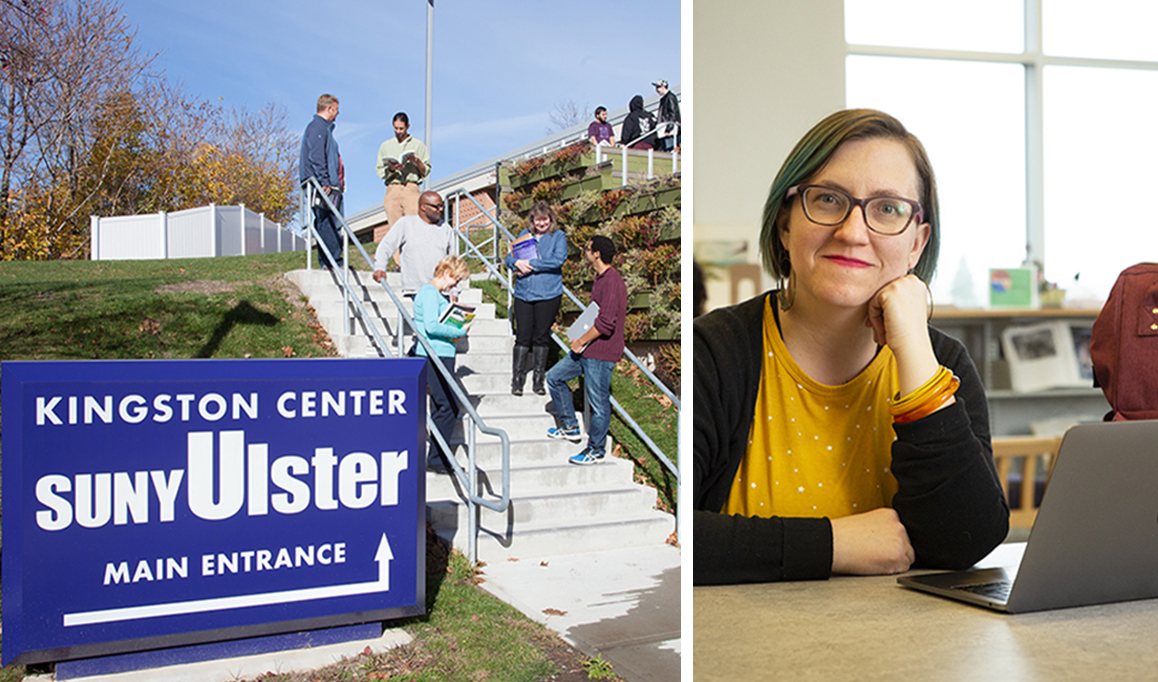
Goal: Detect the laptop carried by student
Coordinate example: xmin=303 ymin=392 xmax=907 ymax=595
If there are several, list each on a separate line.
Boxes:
xmin=898 ymin=419 xmax=1158 ymax=613
xmin=567 ymin=302 xmax=600 ymax=342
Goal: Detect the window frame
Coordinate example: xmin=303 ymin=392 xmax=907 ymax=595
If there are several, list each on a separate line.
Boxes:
xmin=846 ymin=0 xmax=1158 ymax=273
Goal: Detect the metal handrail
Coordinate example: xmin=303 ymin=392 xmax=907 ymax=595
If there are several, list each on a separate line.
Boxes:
xmin=300 ymin=178 xmax=511 ymax=563
xmin=605 ymin=144 xmax=679 ymax=186
xmin=500 ymin=101 xmax=680 ymax=185
xmin=443 ymin=187 xmax=680 ymax=486
xmin=505 ymin=136 xmax=679 ymax=191
xmin=507 ymin=133 xmax=680 ymax=185
xmin=431 ymin=87 xmax=680 ymax=193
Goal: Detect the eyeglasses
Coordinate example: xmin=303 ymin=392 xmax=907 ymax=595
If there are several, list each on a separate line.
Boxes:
xmin=424 ymin=203 xmax=445 ymax=211
xmin=785 ymin=184 xmax=923 ymax=236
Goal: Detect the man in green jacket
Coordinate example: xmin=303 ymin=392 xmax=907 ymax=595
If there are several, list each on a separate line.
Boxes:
xmin=376 ymin=112 xmax=430 ymax=232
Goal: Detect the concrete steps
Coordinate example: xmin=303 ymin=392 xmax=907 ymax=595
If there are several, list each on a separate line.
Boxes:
xmin=430 ymin=475 xmax=655 ymax=526
xmin=285 ymin=267 xmax=674 ymax=561
xmin=456 ymin=513 xmax=674 ymax=561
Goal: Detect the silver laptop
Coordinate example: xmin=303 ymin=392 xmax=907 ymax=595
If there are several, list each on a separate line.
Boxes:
xmin=898 ymin=419 xmax=1158 ymax=613
xmin=567 ymin=302 xmax=600 ymax=342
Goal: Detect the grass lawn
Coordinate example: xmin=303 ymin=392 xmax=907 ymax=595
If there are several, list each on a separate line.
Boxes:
xmin=0 ymin=251 xmax=333 ymax=363
xmin=0 ymin=252 xmax=625 ymax=682
xmin=609 ymin=362 xmax=679 ymax=514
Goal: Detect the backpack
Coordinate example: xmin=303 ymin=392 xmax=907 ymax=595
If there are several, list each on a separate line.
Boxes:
xmin=1089 ymin=263 xmax=1158 ymax=421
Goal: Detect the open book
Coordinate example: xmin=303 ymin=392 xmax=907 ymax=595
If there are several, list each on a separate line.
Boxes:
xmin=510 ymin=233 xmax=539 ymax=261
xmin=438 ymin=302 xmax=476 ymax=330
xmin=383 ymin=150 xmax=417 ymax=167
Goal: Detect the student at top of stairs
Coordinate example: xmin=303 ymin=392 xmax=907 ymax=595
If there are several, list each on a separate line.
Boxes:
xmin=621 ymin=94 xmax=657 ymax=150
xmin=414 ymin=255 xmax=473 ymax=473
xmin=505 ymin=200 xmax=569 ymax=396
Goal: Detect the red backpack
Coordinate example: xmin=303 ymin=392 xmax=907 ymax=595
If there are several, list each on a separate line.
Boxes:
xmin=1090 ymin=263 xmax=1158 ymax=421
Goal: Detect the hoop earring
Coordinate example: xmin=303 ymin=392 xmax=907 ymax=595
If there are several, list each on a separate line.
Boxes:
xmin=779 ymin=271 xmax=796 ymax=312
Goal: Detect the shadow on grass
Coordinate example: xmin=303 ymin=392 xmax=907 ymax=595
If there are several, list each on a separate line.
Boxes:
xmin=421 ymin=523 xmax=453 ymax=614
xmin=195 ymin=300 xmax=279 ymax=358
xmin=386 ymin=523 xmax=452 ymax=630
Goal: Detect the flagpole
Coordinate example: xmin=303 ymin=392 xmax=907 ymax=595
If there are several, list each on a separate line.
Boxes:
xmin=424 ymin=0 xmax=433 ymax=189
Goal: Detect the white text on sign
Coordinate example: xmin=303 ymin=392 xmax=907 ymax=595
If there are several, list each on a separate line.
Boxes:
xmin=34 ymin=431 xmax=410 ymax=531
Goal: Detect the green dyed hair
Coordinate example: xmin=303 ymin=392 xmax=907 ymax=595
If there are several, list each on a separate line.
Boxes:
xmin=760 ymin=109 xmax=941 ymax=283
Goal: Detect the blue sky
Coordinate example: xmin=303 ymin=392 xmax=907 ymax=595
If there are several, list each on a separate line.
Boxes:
xmin=121 ymin=0 xmax=682 ymax=216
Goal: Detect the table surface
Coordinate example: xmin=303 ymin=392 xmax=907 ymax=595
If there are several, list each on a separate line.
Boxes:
xmin=693 ymin=543 xmax=1158 ymax=681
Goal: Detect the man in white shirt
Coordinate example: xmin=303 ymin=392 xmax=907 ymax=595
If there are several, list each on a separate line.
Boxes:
xmin=372 ymin=191 xmax=458 ymax=296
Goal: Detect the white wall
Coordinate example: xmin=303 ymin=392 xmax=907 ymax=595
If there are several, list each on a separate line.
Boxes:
xmin=693 ymin=0 xmax=846 ymax=309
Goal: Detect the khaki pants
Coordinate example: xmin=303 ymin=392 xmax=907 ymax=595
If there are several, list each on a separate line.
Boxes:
xmin=383 ymin=182 xmax=421 ymax=229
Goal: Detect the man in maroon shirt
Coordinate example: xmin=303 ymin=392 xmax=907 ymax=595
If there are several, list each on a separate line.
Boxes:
xmin=546 ymin=235 xmax=628 ymax=465
xmin=587 ymin=106 xmax=616 ymax=147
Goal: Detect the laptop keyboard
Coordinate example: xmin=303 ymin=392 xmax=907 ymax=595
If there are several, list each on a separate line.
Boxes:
xmin=955 ymin=581 xmax=1012 ymax=601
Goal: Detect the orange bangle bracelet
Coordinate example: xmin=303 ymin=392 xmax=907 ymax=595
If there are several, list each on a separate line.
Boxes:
xmin=894 ymin=375 xmax=960 ymax=424
xmin=890 ymin=366 xmax=952 ymax=416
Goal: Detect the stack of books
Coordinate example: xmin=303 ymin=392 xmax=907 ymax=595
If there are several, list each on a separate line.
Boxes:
xmin=510 ymin=234 xmax=539 ymax=261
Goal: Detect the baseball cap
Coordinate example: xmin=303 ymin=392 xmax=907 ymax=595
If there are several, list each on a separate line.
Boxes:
xmin=651 ymin=79 xmax=668 ymax=88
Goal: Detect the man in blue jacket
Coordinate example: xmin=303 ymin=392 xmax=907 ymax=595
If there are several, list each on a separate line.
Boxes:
xmin=299 ymin=94 xmax=345 ymax=269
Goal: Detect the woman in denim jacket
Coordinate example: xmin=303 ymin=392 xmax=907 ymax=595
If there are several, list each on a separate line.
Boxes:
xmin=504 ymin=201 xmax=569 ymax=395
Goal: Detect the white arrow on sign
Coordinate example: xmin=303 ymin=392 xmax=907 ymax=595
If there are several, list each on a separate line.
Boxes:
xmin=63 ymin=534 xmax=395 ymax=627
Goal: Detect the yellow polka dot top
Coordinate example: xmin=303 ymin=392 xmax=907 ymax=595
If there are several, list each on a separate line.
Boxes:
xmin=722 ymin=299 xmax=900 ymax=520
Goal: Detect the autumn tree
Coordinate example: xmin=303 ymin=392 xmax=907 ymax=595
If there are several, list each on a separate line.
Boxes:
xmin=1 ymin=0 xmax=150 ymax=257
xmin=180 ymin=103 xmax=298 ymax=224
xmin=1 ymin=0 xmax=299 ymax=260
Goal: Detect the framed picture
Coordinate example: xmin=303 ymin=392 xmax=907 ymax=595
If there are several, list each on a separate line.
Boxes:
xmin=1071 ymin=325 xmax=1094 ymax=382
xmin=1001 ymin=321 xmax=1089 ymax=392
xmin=990 ymin=268 xmax=1037 ymax=308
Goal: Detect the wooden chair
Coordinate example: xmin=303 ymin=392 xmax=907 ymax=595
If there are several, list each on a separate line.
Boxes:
xmin=991 ymin=436 xmax=1063 ymax=529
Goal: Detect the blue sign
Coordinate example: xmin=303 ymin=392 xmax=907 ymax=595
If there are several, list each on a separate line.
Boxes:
xmin=2 ymin=359 xmax=427 ymax=666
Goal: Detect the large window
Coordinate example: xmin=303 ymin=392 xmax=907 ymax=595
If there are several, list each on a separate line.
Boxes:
xmin=846 ymin=55 xmax=1026 ymax=306
xmin=845 ymin=0 xmax=1158 ymax=305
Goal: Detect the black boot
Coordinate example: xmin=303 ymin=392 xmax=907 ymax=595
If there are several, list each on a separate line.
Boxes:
xmin=532 ymin=345 xmax=550 ymax=395
xmin=511 ymin=345 xmax=531 ymax=396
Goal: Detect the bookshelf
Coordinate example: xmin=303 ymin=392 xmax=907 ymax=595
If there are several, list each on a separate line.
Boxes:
xmin=930 ymin=307 xmax=1109 ymax=436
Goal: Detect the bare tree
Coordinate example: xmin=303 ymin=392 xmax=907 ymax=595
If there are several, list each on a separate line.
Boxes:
xmin=181 ymin=101 xmax=298 ymax=223
xmin=1 ymin=0 xmax=150 ymax=215
xmin=0 ymin=0 xmax=298 ymax=259
xmin=1 ymin=0 xmax=155 ymax=257
xmin=546 ymin=98 xmax=588 ymax=133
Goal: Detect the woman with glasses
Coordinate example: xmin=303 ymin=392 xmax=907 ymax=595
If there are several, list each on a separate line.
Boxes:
xmin=693 ymin=109 xmax=1009 ymax=585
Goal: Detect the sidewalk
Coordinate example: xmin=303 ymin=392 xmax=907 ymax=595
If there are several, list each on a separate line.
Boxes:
xmin=478 ymin=543 xmax=682 ymax=682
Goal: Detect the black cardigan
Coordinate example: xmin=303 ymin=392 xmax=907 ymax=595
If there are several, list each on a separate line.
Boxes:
xmin=693 ymin=292 xmax=1010 ymax=585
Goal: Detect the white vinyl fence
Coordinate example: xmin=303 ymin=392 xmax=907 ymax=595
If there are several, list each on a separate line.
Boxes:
xmin=90 ymin=204 xmax=305 ymax=261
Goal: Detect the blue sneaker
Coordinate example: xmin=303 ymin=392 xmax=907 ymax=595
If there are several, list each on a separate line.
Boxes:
xmin=548 ymin=426 xmax=582 ymax=442
xmin=568 ymin=448 xmax=604 ymax=465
